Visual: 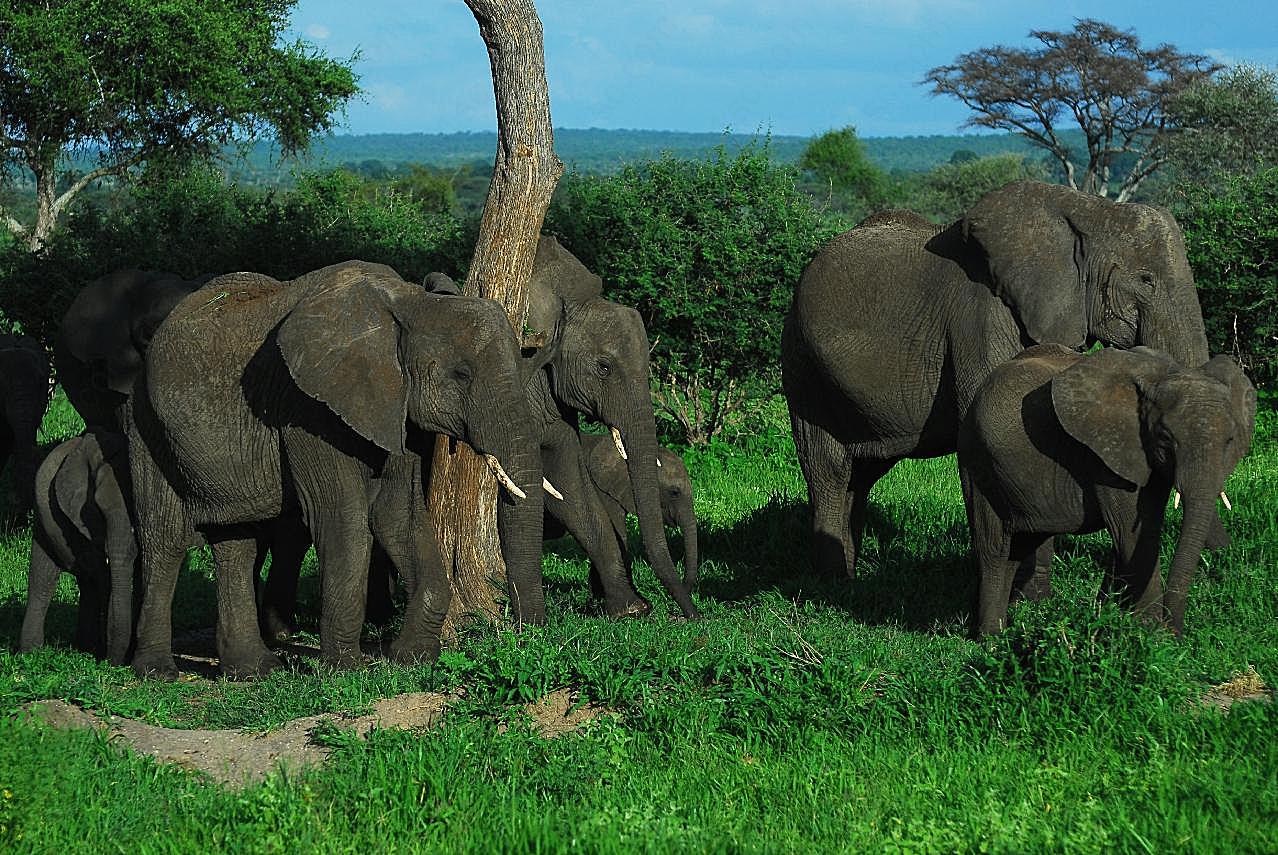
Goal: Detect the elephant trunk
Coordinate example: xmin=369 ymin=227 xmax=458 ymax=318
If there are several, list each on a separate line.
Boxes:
xmin=1139 ymin=258 xmax=1210 ymax=369
xmin=679 ymin=507 xmax=699 ymax=591
xmin=1164 ymin=491 xmax=1216 ymax=637
xmin=620 ymin=403 xmax=699 ymax=618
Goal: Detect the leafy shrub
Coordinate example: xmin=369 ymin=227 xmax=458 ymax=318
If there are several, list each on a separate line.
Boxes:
xmin=1174 ymin=166 xmax=1278 ymax=390
xmin=548 ymin=141 xmax=836 ymax=445
xmin=889 ymin=153 xmax=1048 ymax=223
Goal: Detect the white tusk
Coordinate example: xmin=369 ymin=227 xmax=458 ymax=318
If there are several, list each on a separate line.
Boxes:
xmin=656 ymin=456 xmax=662 ymax=467
xmin=542 ymin=478 xmax=564 ymax=501
xmin=610 ymin=427 xmax=628 ymax=460
xmin=1220 ymin=492 xmax=1233 ymax=511
xmin=484 ymin=454 xmax=527 ymax=500
xmin=1173 ymin=491 xmax=1181 ymax=509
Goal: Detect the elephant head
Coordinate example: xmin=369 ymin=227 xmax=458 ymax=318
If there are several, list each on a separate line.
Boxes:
xmin=56 ymin=269 xmax=213 ymax=430
xmin=1051 ymin=346 xmax=1256 ymax=634
xmin=962 ymin=181 xmax=1210 ymax=368
xmin=524 ymin=236 xmax=698 ymax=617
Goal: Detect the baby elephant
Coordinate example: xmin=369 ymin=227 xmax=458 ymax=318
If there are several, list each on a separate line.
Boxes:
xmin=20 ymin=432 xmax=137 ymax=664
xmin=580 ymin=432 xmax=699 ymax=590
xmin=959 ymin=344 xmax=1255 ymax=638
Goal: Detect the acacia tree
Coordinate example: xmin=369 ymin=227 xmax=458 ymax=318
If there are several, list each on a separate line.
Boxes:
xmin=0 ymin=0 xmax=358 ymax=250
xmin=429 ymin=0 xmax=563 ymax=629
xmin=1164 ymin=64 xmax=1278 ymax=184
xmin=924 ymin=19 xmax=1219 ymax=201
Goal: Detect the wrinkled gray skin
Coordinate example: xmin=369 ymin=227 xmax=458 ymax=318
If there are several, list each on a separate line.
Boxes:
xmin=783 ymin=181 xmax=1213 ymax=584
xmin=430 ymin=239 xmax=698 ymax=619
xmin=56 ymin=269 xmax=212 ymax=432
xmin=960 ymin=344 xmax=1255 ymax=638
xmin=0 ymin=333 xmax=50 ymax=518
xmin=20 ymin=432 xmax=136 ymax=663
xmin=128 ymin=261 xmax=545 ymax=680
xmin=578 ymin=432 xmax=698 ymax=591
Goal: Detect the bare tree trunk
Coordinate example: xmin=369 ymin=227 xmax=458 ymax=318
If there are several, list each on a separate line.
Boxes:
xmin=429 ymin=0 xmax=563 ymax=635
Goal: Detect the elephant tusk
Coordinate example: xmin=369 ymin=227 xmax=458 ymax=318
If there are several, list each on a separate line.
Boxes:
xmin=1173 ymin=491 xmax=1181 ymax=509
xmin=1220 ymin=491 xmax=1233 ymax=511
xmin=484 ymin=455 xmax=527 ymax=500
xmin=656 ymin=456 xmax=662 ymax=467
xmin=543 ymin=478 xmax=564 ymax=501
xmin=610 ymin=427 xmax=628 ymax=460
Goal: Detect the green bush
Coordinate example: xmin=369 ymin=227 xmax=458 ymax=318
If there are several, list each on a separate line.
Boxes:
xmin=0 ymin=164 xmax=471 ymax=341
xmin=1174 ymin=167 xmax=1278 ymax=390
xmin=888 ymin=153 xmax=1048 ymax=223
xmin=548 ymin=141 xmax=837 ymax=445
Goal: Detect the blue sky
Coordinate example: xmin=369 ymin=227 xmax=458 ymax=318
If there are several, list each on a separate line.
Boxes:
xmin=289 ymin=1 xmax=1278 ymax=138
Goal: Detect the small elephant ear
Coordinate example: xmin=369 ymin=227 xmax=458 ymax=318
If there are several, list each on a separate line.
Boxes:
xmin=277 ymin=271 xmax=408 ymax=454
xmin=1051 ymin=348 xmax=1169 ymax=485
xmin=963 ymin=182 xmax=1089 ymax=348
xmin=1199 ymin=355 xmax=1258 ymax=450
xmin=422 ymin=272 xmax=462 ymax=296
xmin=532 ymin=235 xmax=604 ymax=304
xmin=53 ymin=438 xmax=97 ymax=542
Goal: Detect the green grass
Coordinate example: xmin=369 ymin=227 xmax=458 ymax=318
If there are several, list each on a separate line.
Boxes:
xmin=2 ymin=396 xmax=1276 ymax=852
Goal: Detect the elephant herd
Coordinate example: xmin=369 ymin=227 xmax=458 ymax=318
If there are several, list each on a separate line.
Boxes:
xmin=5 ymin=180 xmax=1257 ymax=679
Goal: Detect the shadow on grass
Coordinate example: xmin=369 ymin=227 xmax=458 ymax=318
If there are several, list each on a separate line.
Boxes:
xmin=699 ymin=494 xmax=978 ymax=633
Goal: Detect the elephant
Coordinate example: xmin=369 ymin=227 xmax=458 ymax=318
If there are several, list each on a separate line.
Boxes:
xmin=782 ymin=180 xmax=1213 ymax=583
xmin=1 ymin=333 xmax=51 ymax=517
xmin=127 ymin=260 xmax=547 ymax=679
xmin=19 ymin=432 xmax=136 ymax=663
xmin=578 ymin=432 xmax=698 ymax=592
xmin=503 ymin=237 xmax=697 ymax=619
xmin=959 ymin=344 xmax=1256 ymax=638
xmin=55 ymin=269 xmax=212 ymax=432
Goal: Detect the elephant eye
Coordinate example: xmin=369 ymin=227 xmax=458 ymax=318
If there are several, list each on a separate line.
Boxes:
xmin=596 ymin=359 xmax=612 ymax=378
xmin=451 ymin=362 xmax=474 ymax=383
xmin=1138 ymin=270 xmax=1155 ymax=289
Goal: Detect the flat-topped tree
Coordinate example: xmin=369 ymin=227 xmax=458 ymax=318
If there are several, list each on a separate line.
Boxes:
xmin=924 ymin=18 xmax=1220 ymax=202
xmin=428 ymin=0 xmax=563 ymax=631
xmin=0 ymin=0 xmax=358 ymax=251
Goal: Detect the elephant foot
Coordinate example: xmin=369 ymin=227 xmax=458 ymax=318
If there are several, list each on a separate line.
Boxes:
xmin=1012 ymin=578 xmax=1054 ymax=604
xmin=323 ymin=646 xmax=370 ymax=671
xmin=387 ymin=637 xmax=442 ymax=666
xmin=606 ymin=598 xmax=652 ymax=619
xmin=132 ymin=651 xmax=179 ymax=682
xmin=259 ymin=609 xmax=301 ymax=646
xmin=220 ymin=650 xmax=284 ymax=680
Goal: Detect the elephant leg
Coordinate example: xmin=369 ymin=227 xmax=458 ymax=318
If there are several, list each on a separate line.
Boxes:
xmin=212 ymin=534 xmax=282 ymax=679
xmin=964 ymin=479 xmax=1016 ymax=638
xmin=1103 ymin=493 xmax=1167 ymax=624
xmin=794 ymin=422 xmax=855 ymax=578
xmin=1011 ymin=538 xmax=1056 ymax=603
xmin=19 ymin=538 xmax=61 ymax=653
xmin=365 ymin=544 xmax=398 ymax=628
xmin=130 ymin=489 xmax=193 ymax=681
xmin=74 ymin=569 xmax=108 ymax=656
xmin=309 ymin=511 xmax=374 ymax=669
xmin=846 ymin=459 xmax=894 ymax=579
xmin=258 ymin=516 xmax=311 ymax=644
xmin=375 ymin=519 xmax=447 ymax=666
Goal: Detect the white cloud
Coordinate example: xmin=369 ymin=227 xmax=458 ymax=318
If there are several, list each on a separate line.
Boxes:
xmin=305 ymin=23 xmax=331 ymax=40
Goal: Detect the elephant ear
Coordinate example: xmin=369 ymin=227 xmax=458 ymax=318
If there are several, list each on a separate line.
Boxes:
xmin=53 ymin=437 xmax=98 ymax=542
xmin=276 ymin=271 xmax=408 ymax=454
xmin=1199 ymin=355 xmax=1258 ymax=452
xmin=1051 ymin=347 xmax=1171 ymax=485
xmin=963 ymin=182 xmax=1089 ymax=348
xmin=531 ymin=235 xmax=603 ymax=304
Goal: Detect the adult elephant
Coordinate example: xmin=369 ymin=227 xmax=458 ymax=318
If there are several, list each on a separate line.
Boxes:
xmin=519 ymin=237 xmax=698 ymax=618
xmin=1 ymin=333 xmax=51 ymax=517
xmin=960 ymin=345 xmax=1255 ymax=637
xmin=782 ymin=181 xmax=1212 ymax=580
xmin=128 ymin=261 xmax=546 ymax=679
xmin=56 ymin=269 xmax=212 ymax=431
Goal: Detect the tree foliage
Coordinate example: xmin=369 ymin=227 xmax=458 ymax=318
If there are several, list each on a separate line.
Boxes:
xmin=1164 ymin=64 xmax=1278 ymax=187
xmin=798 ymin=126 xmax=887 ymax=214
xmin=0 ymin=0 xmax=359 ymax=249
xmin=548 ymin=143 xmax=834 ymax=445
xmin=895 ymin=154 xmax=1047 ymax=223
xmin=1174 ymin=167 xmax=1278 ymax=391
xmin=924 ymin=18 xmax=1219 ymax=201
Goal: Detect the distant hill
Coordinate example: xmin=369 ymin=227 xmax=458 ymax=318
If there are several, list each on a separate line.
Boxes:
xmin=232 ymin=128 xmax=1048 ymax=183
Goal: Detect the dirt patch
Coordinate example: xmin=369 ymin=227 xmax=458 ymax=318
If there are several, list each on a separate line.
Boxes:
xmin=15 ymin=688 xmax=608 ymax=789
xmin=16 ymin=692 xmax=451 ymax=789
xmin=1200 ymin=666 xmax=1274 ymax=712
xmin=517 ymin=687 xmax=614 ymax=737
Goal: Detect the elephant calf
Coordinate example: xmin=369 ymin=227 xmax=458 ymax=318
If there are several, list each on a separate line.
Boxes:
xmin=959 ymin=344 xmax=1256 ymax=638
xmin=1 ymin=333 xmax=51 ymax=518
xmin=20 ymin=432 xmax=136 ymax=664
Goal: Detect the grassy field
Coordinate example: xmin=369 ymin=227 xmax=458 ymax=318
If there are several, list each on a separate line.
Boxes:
xmin=1 ymin=394 xmax=1275 ymax=853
